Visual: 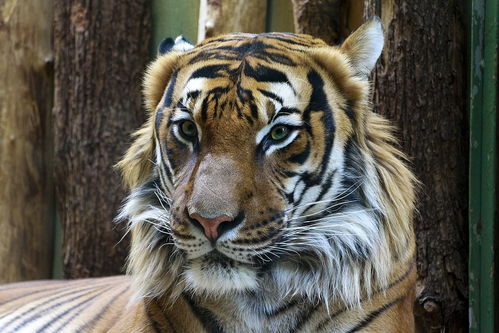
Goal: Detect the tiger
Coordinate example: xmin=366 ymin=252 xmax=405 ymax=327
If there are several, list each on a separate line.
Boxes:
xmin=0 ymin=17 xmax=417 ymax=332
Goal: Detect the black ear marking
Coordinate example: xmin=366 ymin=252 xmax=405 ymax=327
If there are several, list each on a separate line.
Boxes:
xmin=158 ymin=35 xmax=194 ymax=55
xmin=158 ymin=37 xmax=175 ymax=55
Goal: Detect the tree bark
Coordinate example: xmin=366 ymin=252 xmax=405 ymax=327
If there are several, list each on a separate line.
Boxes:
xmin=292 ymin=0 xmax=359 ymax=45
xmin=53 ymin=1 xmax=150 ymax=278
xmin=363 ymin=1 xmax=467 ymax=332
xmin=293 ymin=0 xmax=468 ymax=331
xmin=198 ymin=0 xmax=267 ymax=42
xmin=0 ymin=0 xmax=54 ymax=283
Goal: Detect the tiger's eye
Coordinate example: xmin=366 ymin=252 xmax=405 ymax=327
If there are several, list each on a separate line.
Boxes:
xmin=180 ymin=120 xmax=197 ymax=138
xmin=270 ymin=125 xmax=290 ymax=141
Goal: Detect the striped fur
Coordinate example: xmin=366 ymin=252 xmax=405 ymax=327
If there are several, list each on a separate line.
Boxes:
xmin=0 ymin=18 xmax=417 ymax=332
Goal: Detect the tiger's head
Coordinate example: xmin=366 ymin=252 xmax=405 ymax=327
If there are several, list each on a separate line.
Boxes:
xmin=118 ymin=18 xmax=416 ymax=307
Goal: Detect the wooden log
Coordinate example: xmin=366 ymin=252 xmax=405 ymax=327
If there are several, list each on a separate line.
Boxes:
xmin=198 ymin=0 xmax=267 ymax=42
xmin=53 ymin=0 xmax=150 ymax=278
xmin=363 ymin=1 xmax=468 ymax=331
xmin=292 ymin=0 xmax=348 ymax=45
xmin=0 ymin=0 xmax=54 ymax=283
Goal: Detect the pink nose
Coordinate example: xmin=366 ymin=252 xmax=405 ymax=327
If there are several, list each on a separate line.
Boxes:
xmin=190 ymin=213 xmax=233 ymax=241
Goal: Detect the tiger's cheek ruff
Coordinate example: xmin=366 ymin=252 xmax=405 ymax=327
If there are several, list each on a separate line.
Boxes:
xmin=259 ymin=68 xmax=395 ymax=307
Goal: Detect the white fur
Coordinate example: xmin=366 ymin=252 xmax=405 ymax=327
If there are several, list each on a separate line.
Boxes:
xmin=352 ymin=19 xmax=384 ymax=75
xmin=173 ymin=35 xmax=194 ymax=52
xmin=184 ymin=258 xmax=258 ymax=295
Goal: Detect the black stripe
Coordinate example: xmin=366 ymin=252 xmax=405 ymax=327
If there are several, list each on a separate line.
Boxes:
xmin=303 ymin=70 xmax=335 ymax=183
xmin=250 ymin=103 xmax=258 ymax=119
xmin=231 ymin=226 xmax=282 ymax=245
xmin=190 ymin=64 xmax=230 ymax=79
xmin=162 ymin=312 xmax=179 ymax=333
xmin=156 ymin=108 xmax=164 ymax=130
xmin=145 ymin=302 xmax=162 ymax=333
xmin=163 ymin=70 xmax=179 ymax=108
xmin=186 ymin=90 xmax=200 ymax=101
xmin=207 ymin=86 xmax=231 ymax=96
xmin=313 ymin=262 xmax=416 ymax=331
xmin=0 ymin=283 xmax=108 ymax=324
xmin=215 ymin=41 xmax=277 ymax=57
xmin=339 ymin=138 xmax=365 ymax=207
xmin=259 ymin=35 xmax=314 ymax=47
xmin=188 ymin=51 xmax=241 ymax=65
xmin=288 ymin=140 xmax=310 ymax=165
xmin=240 ymin=211 xmax=285 ymax=231
xmin=344 ymin=100 xmax=356 ymax=124
xmin=243 ymin=63 xmax=287 ymax=83
xmin=300 ymin=169 xmax=336 ymax=215
xmin=270 ymin=107 xmax=301 ymax=125
xmin=258 ymin=89 xmax=283 ymax=105
xmin=157 ymin=69 xmax=179 ymax=129
xmin=345 ymin=297 xmax=403 ymax=333
xmin=250 ymin=51 xmax=297 ymax=66
xmin=182 ymin=293 xmax=225 ymax=333
xmin=158 ymin=147 xmax=174 ymax=187
xmin=0 ymin=280 xmax=92 ymax=307
xmin=7 ymin=286 xmax=109 ymax=330
xmin=236 ymin=86 xmax=253 ymax=103
xmin=144 ymin=299 xmax=179 ymax=333
xmin=200 ymin=98 xmax=209 ymax=122
xmin=264 ymin=52 xmax=297 ymax=66
xmin=165 ymin=146 xmax=180 ymax=171
xmin=76 ymin=284 xmax=130 ymax=332
xmin=36 ymin=286 xmax=114 ymax=332
xmin=243 ymin=112 xmax=255 ymax=125
xmin=291 ymin=303 xmax=321 ymax=332
xmin=158 ymin=163 xmax=172 ymax=193
xmin=265 ymin=298 xmax=301 ymax=317
xmin=385 ymin=261 xmax=416 ymax=291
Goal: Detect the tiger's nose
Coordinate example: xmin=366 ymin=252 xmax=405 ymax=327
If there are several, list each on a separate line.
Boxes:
xmin=189 ymin=213 xmax=233 ymax=241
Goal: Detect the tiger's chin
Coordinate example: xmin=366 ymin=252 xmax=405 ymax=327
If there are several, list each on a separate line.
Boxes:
xmin=184 ymin=252 xmax=259 ymax=295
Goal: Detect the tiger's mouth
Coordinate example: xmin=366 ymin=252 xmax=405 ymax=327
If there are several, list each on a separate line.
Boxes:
xmin=170 ymin=207 xmax=289 ymax=265
xmin=200 ymin=250 xmax=245 ymax=268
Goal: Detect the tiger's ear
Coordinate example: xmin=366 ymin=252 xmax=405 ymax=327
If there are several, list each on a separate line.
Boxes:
xmin=158 ymin=35 xmax=194 ymax=55
xmin=341 ymin=17 xmax=384 ymax=76
xmin=118 ymin=36 xmax=194 ymax=189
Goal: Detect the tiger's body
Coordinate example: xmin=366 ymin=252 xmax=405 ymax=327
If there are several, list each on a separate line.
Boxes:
xmin=0 ymin=268 xmax=415 ymax=332
xmin=0 ymin=18 xmax=417 ymax=332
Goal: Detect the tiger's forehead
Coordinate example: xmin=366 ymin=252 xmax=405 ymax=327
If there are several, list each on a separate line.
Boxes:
xmin=168 ymin=33 xmax=329 ymax=124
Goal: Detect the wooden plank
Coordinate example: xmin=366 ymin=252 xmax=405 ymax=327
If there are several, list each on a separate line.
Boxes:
xmin=0 ymin=0 xmax=54 ymax=282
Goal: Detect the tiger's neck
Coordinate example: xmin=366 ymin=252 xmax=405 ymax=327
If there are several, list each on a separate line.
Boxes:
xmin=153 ymin=258 xmax=416 ymax=333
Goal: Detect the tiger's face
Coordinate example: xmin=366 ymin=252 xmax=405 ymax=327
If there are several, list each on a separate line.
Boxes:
xmin=119 ymin=19 xmax=414 ymax=305
xmin=157 ymin=35 xmax=363 ymax=292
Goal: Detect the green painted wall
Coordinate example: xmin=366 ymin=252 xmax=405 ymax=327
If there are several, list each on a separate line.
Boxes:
xmin=151 ymin=0 xmax=200 ymax=54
